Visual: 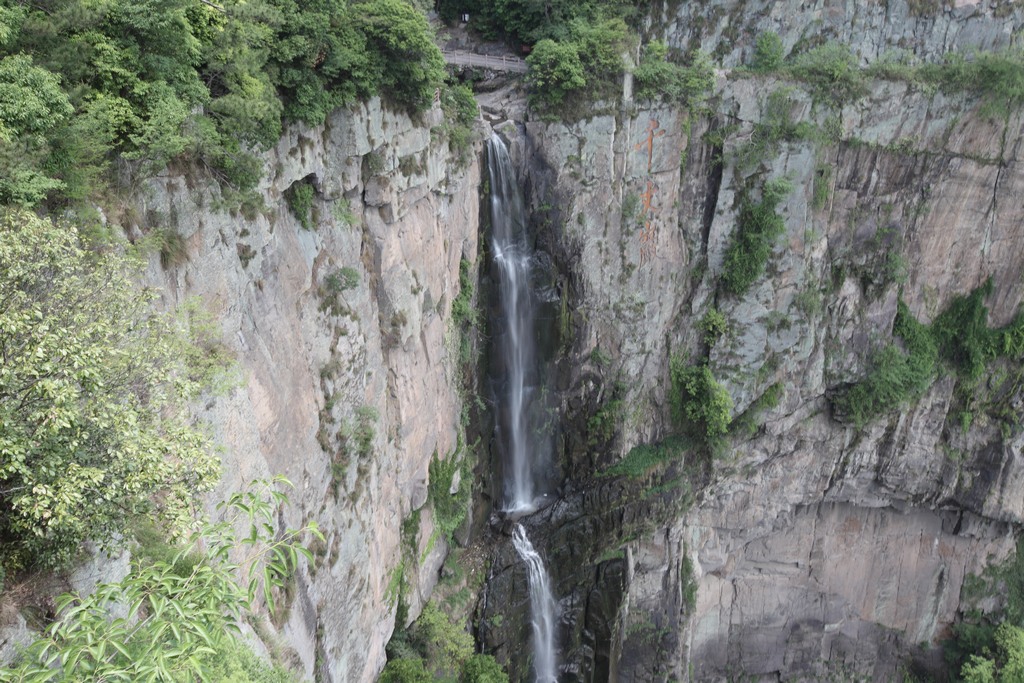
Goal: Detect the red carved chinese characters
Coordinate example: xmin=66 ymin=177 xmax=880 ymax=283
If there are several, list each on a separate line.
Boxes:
xmin=633 ymin=119 xmax=665 ymax=266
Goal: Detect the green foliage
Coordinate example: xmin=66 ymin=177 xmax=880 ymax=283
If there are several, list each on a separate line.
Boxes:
xmin=156 ymin=228 xmax=189 ymax=269
xmin=0 ymin=54 xmax=73 ymax=205
xmin=352 ymin=0 xmax=447 ymax=113
xmin=333 ymin=198 xmax=358 ymax=227
xmin=751 ymin=31 xmax=785 ymax=72
xmin=525 ymin=13 xmax=634 ymax=114
xmin=0 ymin=210 xmax=223 ymax=572
xmin=699 ymin=308 xmax=728 ymax=345
xmin=452 ymin=257 xmax=478 ymax=328
xmin=590 ymin=346 xmax=612 ymax=367
xmin=633 ymin=41 xmax=715 ymax=107
xmin=720 ymin=177 xmax=792 ymax=296
xmin=680 ymin=546 xmax=697 ymax=611
xmin=461 ymin=654 xmax=509 ymax=683
xmin=812 ymin=164 xmax=832 ymax=210
xmin=351 ymin=405 xmax=378 ymax=459
xmin=1 ymin=479 xmax=319 ymax=682
xmin=380 ymin=658 xmax=433 ymax=683
xmin=931 ymin=279 xmax=1000 ymax=382
xmin=570 ymin=17 xmax=629 ymax=90
xmin=959 ymin=623 xmax=1024 ymax=682
xmin=428 ymin=448 xmax=469 ymax=543
xmin=945 ymin=538 xmax=1024 ymax=678
xmin=196 ymin=639 xmax=297 ymax=683
xmin=731 ymin=382 xmax=785 ymax=438
xmin=921 ymin=48 xmax=1024 ymax=118
xmin=526 ymin=39 xmax=586 ymax=108
xmin=587 ymin=385 xmax=624 ymax=447
xmin=329 ymin=267 xmax=360 ymax=293
xmin=737 ymin=88 xmax=822 ymax=169
xmin=0 ymin=0 xmax=448 ymax=211
xmin=835 ymin=282 xmax=1024 ymax=427
xmin=440 ymin=82 xmax=479 ymax=163
xmin=669 ymin=357 xmax=733 ymax=447
xmin=599 ymin=436 xmax=691 ymax=478
xmin=790 ymin=42 xmax=867 ymax=107
xmin=285 ymin=178 xmax=316 ymax=230
xmin=385 ymin=600 xmax=502 ymax=682
xmin=833 ymin=301 xmax=938 ymax=428
xmin=409 ymin=602 xmax=474 ymax=676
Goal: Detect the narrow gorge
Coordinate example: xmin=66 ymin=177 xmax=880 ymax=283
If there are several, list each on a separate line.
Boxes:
xmin=3 ymin=1 xmax=1024 ymax=682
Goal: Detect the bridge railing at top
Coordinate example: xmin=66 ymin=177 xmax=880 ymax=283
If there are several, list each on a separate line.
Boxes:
xmin=441 ymin=49 xmax=529 ymax=73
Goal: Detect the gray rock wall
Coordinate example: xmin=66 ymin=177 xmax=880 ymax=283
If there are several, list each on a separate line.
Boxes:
xmin=136 ymin=98 xmax=482 ymax=682
xmin=489 ymin=2 xmax=1024 ymax=678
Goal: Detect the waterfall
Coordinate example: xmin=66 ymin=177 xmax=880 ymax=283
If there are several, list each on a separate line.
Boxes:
xmin=512 ymin=524 xmax=558 ymax=683
xmin=488 ymin=135 xmax=542 ymax=513
xmin=488 ymin=135 xmax=560 ymax=680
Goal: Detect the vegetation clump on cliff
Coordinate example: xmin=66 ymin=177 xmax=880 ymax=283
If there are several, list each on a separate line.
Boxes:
xmin=834 ymin=281 xmax=1024 ymax=428
xmin=669 ymin=356 xmax=733 ymax=448
xmin=720 ymin=176 xmax=792 ymax=296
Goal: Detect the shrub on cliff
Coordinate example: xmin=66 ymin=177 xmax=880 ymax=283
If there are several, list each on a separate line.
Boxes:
xmin=720 ymin=177 xmax=792 ymax=296
xmin=669 ymin=357 xmax=733 ymax=447
xmin=0 ymin=210 xmax=225 ymax=572
xmin=633 ymin=41 xmax=715 ymax=107
xmin=832 ymin=301 xmax=938 ymax=428
xmin=790 ymin=42 xmax=867 ymax=107
xmin=832 ymin=282 xmax=1024 ymax=428
xmin=922 ymin=48 xmax=1024 ymax=118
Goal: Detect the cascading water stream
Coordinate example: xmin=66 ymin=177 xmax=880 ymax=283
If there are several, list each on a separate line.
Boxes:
xmin=487 ymin=134 xmax=559 ymax=680
xmin=488 ymin=135 xmax=540 ymax=514
xmin=512 ymin=524 xmax=558 ymax=683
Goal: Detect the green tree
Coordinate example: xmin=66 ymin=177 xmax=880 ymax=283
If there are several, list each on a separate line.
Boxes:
xmin=0 ymin=210 xmax=223 ymax=571
xmin=379 ymin=658 xmax=433 ymax=683
xmin=353 ymin=0 xmax=447 ymax=113
xmin=526 ymin=38 xmax=586 ymax=108
xmin=569 ymin=16 xmax=627 ymax=89
xmin=461 ymin=654 xmax=509 ymax=682
xmin=961 ymin=623 xmax=1024 ymax=683
xmin=0 ymin=479 xmax=319 ymax=682
xmin=751 ymin=31 xmax=784 ymax=71
xmin=0 ymin=54 xmax=73 ymax=205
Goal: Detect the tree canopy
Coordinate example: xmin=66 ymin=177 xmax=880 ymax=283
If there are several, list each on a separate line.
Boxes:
xmin=0 ymin=0 xmax=447 ymax=210
xmin=0 ymin=209 xmax=224 ymax=572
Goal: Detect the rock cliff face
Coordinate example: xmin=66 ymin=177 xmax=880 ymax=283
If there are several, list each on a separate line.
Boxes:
xmin=137 ymin=98 xmax=482 ymax=681
xmin=15 ymin=2 xmax=1024 ymax=681
xmin=476 ymin=2 xmax=1024 ymax=680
